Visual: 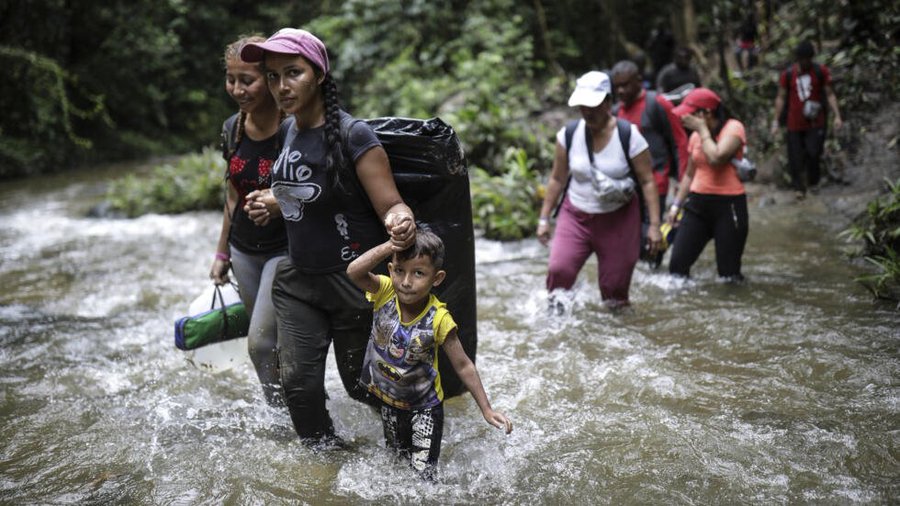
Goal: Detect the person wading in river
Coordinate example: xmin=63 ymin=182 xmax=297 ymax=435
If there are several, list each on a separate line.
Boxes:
xmin=667 ymin=88 xmax=749 ymax=282
xmin=240 ymin=28 xmax=415 ymax=444
xmin=347 ymin=227 xmax=511 ymax=480
xmin=611 ymin=59 xmax=689 ymax=267
xmin=770 ymin=40 xmax=844 ymax=200
xmin=209 ymin=34 xmax=287 ymax=407
xmin=536 ymin=71 xmax=662 ymax=311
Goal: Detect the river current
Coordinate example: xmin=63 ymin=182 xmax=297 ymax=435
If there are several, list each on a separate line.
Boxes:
xmin=0 ymin=164 xmax=897 ymax=504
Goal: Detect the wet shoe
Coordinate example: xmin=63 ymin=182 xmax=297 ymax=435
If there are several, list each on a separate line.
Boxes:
xmin=305 ymin=433 xmax=349 ymax=452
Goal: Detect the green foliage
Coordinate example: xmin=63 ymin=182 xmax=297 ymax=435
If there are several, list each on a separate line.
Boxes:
xmin=312 ymin=0 xmax=545 ymax=175
xmin=470 ymin=147 xmax=543 ymax=240
xmin=0 ymin=45 xmax=110 ymax=178
xmin=842 ymin=178 xmax=900 ymax=304
xmin=107 ymin=147 xmax=225 ymax=218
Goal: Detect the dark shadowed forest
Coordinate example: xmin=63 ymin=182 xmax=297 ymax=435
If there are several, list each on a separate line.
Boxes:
xmin=1 ymin=0 xmax=898 ymax=300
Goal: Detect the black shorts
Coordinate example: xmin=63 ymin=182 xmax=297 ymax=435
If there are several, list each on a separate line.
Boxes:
xmin=380 ymin=402 xmax=445 ymax=480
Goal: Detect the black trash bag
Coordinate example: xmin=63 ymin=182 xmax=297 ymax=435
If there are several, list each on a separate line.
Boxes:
xmin=357 ymin=117 xmax=476 ymax=399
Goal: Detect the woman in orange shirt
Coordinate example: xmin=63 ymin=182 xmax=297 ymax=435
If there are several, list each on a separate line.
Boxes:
xmin=666 ymin=88 xmax=748 ymax=281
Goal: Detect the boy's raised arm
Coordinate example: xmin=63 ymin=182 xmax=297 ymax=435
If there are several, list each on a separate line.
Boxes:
xmin=346 ymin=240 xmax=394 ymax=294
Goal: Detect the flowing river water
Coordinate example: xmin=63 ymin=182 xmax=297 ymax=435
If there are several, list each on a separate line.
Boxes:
xmin=1 ymin=163 xmax=897 ymax=504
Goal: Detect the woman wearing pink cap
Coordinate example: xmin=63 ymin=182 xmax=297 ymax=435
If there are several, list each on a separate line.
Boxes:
xmin=239 ymin=28 xmax=416 ymax=443
xmin=667 ymin=88 xmax=749 ymax=281
xmin=536 ymin=71 xmax=662 ymax=311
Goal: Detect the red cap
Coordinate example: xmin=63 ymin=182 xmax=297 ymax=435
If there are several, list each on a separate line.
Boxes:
xmin=672 ymin=88 xmax=722 ymax=116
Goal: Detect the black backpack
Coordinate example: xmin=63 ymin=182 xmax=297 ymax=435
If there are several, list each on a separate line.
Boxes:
xmin=612 ymin=92 xmax=679 ymax=178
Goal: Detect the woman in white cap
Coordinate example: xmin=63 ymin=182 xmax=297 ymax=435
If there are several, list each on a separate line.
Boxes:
xmin=240 ymin=28 xmax=415 ymax=443
xmin=537 ymin=71 xmax=662 ymax=310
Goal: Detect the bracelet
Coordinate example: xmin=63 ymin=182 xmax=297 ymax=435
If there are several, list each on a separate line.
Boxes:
xmin=538 ymin=217 xmax=549 ymax=226
xmin=215 ymin=252 xmax=230 ymax=261
xmin=671 ymin=199 xmax=683 ymax=208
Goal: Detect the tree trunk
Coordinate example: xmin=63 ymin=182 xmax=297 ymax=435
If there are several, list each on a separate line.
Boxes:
xmin=532 ymin=0 xmax=565 ymax=76
xmin=681 ymin=0 xmax=698 ymax=47
xmin=713 ymin=2 xmax=732 ymax=100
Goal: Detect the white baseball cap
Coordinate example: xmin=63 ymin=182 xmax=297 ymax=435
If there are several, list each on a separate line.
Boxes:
xmin=567 ymin=71 xmax=612 ymax=107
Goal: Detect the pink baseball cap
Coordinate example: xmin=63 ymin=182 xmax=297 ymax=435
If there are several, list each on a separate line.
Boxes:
xmin=672 ymin=88 xmax=722 ymax=116
xmin=240 ymin=28 xmax=330 ymax=74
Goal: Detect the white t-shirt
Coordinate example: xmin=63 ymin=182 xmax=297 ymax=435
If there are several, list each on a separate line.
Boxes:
xmin=556 ymin=119 xmax=649 ymax=214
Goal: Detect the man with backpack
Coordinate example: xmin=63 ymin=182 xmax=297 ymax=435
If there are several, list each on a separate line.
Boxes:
xmin=611 ymin=60 xmax=689 ymax=266
xmin=771 ymin=40 xmax=844 ymax=200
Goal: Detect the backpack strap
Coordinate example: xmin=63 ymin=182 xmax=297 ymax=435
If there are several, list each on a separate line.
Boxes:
xmin=813 ymin=64 xmax=828 ymax=131
xmin=616 ymin=118 xmax=634 ymax=174
xmin=563 ymin=119 xmax=578 ymax=159
xmin=643 ymin=91 xmax=679 ymax=174
xmin=221 ymin=113 xmax=240 ymax=163
xmin=552 ymin=119 xmax=581 ymax=218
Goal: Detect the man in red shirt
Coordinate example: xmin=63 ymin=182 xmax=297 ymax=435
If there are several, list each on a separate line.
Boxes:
xmin=771 ymin=40 xmax=843 ymax=200
xmin=612 ymin=60 xmax=689 ymax=265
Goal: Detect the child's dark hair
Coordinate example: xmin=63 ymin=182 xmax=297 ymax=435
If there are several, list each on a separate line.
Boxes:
xmin=395 ymin=227 xmax=445 ymax=269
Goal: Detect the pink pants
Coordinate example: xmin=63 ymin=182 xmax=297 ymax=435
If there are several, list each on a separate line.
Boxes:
xmin=547 ymin=197 xmax=640 ymax=305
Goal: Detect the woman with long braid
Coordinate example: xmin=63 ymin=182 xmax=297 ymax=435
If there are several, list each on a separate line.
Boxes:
xmin=210 ymin=35 xmax=287 ymax=406
xmin=240 ymin=29 xmax=415 ymax=443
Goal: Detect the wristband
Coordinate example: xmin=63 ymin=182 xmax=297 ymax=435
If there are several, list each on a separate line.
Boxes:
xmin=215 ymin=252 xmax=230 ymax=261
xmin=671 ymin=199 xmax=682 ymax=209
xmin=538 ymin=217 xmax=549 ymax=226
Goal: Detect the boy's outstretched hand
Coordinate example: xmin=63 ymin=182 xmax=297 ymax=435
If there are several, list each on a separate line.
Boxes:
xmin=484 ymin=410 xmax=513 ymax=434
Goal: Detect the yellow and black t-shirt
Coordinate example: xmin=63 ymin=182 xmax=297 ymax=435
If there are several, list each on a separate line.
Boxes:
xmin=359 ymin=275 xmax=457 ymax=410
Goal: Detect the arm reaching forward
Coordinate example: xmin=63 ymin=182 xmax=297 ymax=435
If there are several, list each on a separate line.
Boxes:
xmin=442 ymin=329 xmax=513 ymax=434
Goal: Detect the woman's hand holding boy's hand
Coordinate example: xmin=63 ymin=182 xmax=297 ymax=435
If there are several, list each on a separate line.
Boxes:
xmin=484 ymin=409 xmax=513 ymax=434
xmin=385 ymin=211 xmax=415 ymax=250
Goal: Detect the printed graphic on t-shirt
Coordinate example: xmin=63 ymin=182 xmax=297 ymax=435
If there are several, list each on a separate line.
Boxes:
xmin=795 ymin=74 xmax=812 ymax=102
xmin=271 ymin=147 xmax=322 ymax=221
xmin=360 ymin=276 xmax=454 ymax=410
xmin=230 ymin=154 xmax=276 ymax=199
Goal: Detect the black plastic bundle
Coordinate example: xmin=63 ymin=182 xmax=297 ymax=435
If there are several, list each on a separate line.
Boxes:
xmin=364 ymin=117 xmax=476 ymax=398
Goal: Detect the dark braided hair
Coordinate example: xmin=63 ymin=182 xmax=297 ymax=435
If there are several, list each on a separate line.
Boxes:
xmin=321 ymin=73 xmax=349 ymax=191
xmin=233 ymin=110 xmax=248 ymax=149
xmin=710 ymin=103 xmax=735 ymax=138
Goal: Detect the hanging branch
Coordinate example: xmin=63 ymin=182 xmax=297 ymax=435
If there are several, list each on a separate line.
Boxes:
xmin=0 ymin=46 xmax=111 ymax=149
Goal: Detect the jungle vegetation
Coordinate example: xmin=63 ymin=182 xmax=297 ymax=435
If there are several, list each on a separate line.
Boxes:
xmin=2 ymin=0 xmax=897 ymax=300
